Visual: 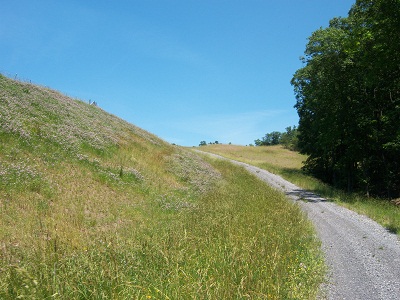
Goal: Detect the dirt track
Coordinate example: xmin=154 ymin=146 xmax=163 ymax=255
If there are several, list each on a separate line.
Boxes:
xmin=198 ymin=151 xmax=400 ymax=300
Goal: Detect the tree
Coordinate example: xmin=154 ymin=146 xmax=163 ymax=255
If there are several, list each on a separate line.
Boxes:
xmin=280 ymin=126 xmax=299 ymax=151
xmin=256 ymin=131 xmax=282 ymax=146
xmin=292 ymin=0 xmax=400 ymax=197
xmin=199 ymin=141 xmax=207 ymax=146
xmin=255 ymin=127 xmax=299 ymax=150
xmin=254 ymin=139 xmax=263 ymax=146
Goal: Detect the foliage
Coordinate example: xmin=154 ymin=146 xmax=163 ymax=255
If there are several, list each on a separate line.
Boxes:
xmin=256 ymin=131 xmax=282 ymax=146
xmin=291 ymin=0 xmax=400 ymax=197
xmin=255 ymin=126 xmax=299 ymax=150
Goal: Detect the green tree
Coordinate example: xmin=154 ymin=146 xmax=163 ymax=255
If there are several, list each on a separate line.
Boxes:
xmin=263 ymin=131 xmax=282 ymax=145
xmin=292 ymin=0 xmax=400 ymax=197
xmin=255 ymin=127 xmax=299 ymax=150
xmin=254 ymin=139 xmax=263 ymax=146
xmin=280 ymin=126 xmax=299 ymax=151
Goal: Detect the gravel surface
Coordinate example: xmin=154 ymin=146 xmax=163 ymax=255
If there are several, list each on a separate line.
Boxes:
xmin=198 ymin=151 xmax=400 ymax=300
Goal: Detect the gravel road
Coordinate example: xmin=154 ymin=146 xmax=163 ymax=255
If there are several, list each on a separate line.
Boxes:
xmin=197 ymin=151 xmax=400 ymax=300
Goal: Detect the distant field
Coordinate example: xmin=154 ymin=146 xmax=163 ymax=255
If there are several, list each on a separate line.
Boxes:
xmin=197 ymin=144 xmax=400 ymax=236
xmin=195 ymin=144 xmax=307 ymax=170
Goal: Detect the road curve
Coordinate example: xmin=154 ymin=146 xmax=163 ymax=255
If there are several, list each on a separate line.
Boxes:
xmin=197 ymin=151 xmax=400 ymax=300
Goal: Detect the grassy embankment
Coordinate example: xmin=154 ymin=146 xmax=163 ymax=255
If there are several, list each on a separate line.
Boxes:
xmin=0 ymin=74 xmax=325 ymax=299
xmin=198 ymin=144 xmax=400 ymax=236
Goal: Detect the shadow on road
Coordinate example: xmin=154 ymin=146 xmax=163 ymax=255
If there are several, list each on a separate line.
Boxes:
xmin=286 ymin=189 xmax=328 ymax=203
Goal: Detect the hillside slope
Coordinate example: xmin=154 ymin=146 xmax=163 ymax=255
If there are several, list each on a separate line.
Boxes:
xmin=0 ymin=74 xmax=220 ymax=246
xmin=0 ymin=74 xmax=325 ymax=299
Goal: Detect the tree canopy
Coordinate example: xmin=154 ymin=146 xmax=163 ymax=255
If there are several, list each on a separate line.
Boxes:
xmin=291 ymin=0 xmax=400 ymax=197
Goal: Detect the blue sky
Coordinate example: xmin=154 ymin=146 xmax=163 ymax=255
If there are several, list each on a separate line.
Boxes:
xmin=1 ymin=0 xmax=355 ymax=146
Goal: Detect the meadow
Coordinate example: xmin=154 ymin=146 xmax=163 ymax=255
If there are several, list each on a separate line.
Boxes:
xmin=0 ymin=74 xmax=325 ymax=299
xmin=198 ymin=144 xmax=400 ymax=236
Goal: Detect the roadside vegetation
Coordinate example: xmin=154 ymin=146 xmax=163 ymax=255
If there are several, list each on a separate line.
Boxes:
xmin=0 ymin=74 xmax=325 ymax=299
xmin=197 ymin=144 xmax=400 ymax=236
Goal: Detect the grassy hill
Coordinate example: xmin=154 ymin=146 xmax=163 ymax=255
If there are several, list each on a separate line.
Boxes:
xmin=0 ymin=74 xmax=325 ymax=299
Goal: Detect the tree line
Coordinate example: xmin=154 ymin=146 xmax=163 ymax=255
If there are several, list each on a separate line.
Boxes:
xmin=291 ymin=0 xmax=400 ymax=198
xmin=199 ymin=141 xmax=223 ymax=146
xmin=254 ymin=126 xmax=299 ymax=151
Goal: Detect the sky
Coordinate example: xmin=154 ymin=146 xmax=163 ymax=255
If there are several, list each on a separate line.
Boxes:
xmin=1 ymin=0 xmax=355 ymax=146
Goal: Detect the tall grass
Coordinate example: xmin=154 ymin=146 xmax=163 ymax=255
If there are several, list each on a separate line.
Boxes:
xmin=198 ymin=144 xmax=400 ymax=236
xmin=0 ymin=74 xmax=325 ymax=298
xmin=0 ymin=159 xmax=325 ymax=299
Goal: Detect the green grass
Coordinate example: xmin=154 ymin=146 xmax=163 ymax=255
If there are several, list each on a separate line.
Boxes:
xmin=0 ymin=74 xmax=325 ymax=298
xmin=197 ymin=144 xmax=400 ymax=236
xmin=0 ymin=159 xmax=325 ymax=299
